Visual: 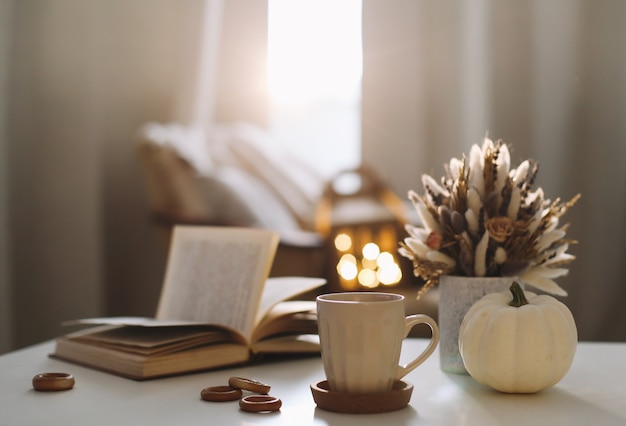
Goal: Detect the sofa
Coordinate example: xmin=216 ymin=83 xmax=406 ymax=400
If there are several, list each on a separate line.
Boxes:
xmin=136 ymin=122 xmax=438 ymax=326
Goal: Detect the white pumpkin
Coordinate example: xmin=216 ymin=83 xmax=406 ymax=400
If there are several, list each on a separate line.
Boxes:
xmin=458 ymin=282 xmax=577 ymax=393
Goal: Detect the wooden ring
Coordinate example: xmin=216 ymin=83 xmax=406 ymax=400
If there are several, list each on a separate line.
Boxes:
xmin=32 ymin=372 xmax=75 ymax=392
xmin=228 ymin=376 xmax=271 ymax=394
xmin=200 ymin=386 xmax=242 ymax=402
xmin=239 ymin=395 xmax=282 ymax=413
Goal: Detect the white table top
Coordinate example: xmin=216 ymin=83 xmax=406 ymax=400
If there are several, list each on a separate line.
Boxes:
xmin=1 ymin=339 xmax=625 ymax=425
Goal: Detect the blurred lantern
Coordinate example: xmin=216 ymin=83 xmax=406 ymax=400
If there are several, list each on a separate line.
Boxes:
xmin=316 ymin=166 xmax=413 ymax=292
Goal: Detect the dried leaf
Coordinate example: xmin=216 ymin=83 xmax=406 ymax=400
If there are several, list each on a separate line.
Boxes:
xmin=399 ymin=139 xmax=578 ymax=298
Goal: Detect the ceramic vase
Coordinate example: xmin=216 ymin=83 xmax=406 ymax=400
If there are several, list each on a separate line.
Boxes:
xmin=438 ymin=275 xmax=519 ymax=374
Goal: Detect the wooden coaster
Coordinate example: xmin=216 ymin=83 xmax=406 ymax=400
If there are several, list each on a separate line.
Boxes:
xmin=310 ymin=380 xmax=413 ymax=414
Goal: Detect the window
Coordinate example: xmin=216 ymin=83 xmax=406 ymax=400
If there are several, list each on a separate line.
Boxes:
xmin=267 ymin=0 xmax=363 ymax=179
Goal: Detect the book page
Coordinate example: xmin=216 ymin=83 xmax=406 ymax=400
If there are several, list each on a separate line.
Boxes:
xmin=254 ymin=276 xmax=326 ymax=326
xmin=79 ymin=326 xmax=235 ymax=354
xmin=63 ymin=317 xmax=208 ymax=327
xmin=252 ymin=334 xmax=320 ymax=354
xmin=252 ymin=300 xmax=317 ymax=343
xmin=155 ymin=226 xmax=279 ymax=342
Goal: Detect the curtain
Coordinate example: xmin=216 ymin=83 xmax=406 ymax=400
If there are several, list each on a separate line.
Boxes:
xmin=0 ymin=0 xmax=13 ymax=353
xmin=0 ymin=0 xmax=268 ymax=352
xmin=361 ymin=0 xmax=626 ymax=341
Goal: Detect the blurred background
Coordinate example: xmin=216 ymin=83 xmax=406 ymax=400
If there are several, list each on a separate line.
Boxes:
xmin=1 ymin=0 xmax=625 ymax=353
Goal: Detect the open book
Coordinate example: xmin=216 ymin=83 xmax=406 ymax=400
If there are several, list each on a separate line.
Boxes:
xmin=51 ymin=226 xmax=326 ymax=380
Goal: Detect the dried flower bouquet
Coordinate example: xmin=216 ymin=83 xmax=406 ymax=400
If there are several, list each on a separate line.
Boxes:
xmin=399 ymin=138 xmax=580 ymax=299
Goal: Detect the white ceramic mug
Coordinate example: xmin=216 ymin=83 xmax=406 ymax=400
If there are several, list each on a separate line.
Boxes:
xmin=316 ymin=292 xmax=439 ymax=393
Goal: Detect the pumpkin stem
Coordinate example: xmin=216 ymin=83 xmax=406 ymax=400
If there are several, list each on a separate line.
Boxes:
xmin=508 ymin=281 xmax=529 ymax=307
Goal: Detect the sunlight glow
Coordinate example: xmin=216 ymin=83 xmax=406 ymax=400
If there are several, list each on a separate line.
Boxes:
xmin=267 ymin=0 xmax=363 ymax=106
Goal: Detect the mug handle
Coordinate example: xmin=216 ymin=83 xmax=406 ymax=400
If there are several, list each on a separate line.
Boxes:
xmin=395 ymin=314 xmax=439 ymax=380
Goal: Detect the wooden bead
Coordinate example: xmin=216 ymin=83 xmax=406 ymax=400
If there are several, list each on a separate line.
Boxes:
xmin=200 ymin=386 xmax=242 ymax=402
xmin=32 ymin=372 xmax=75 ymax=392
xmin=238 ymin=395 xmax=282 ymax=413
xmin=228 ymin=377 xmax=271 ymax=394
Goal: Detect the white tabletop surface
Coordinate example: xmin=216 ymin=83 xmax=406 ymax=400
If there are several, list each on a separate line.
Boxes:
xmin=1 ymin=339 xmax=625 ymax=425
